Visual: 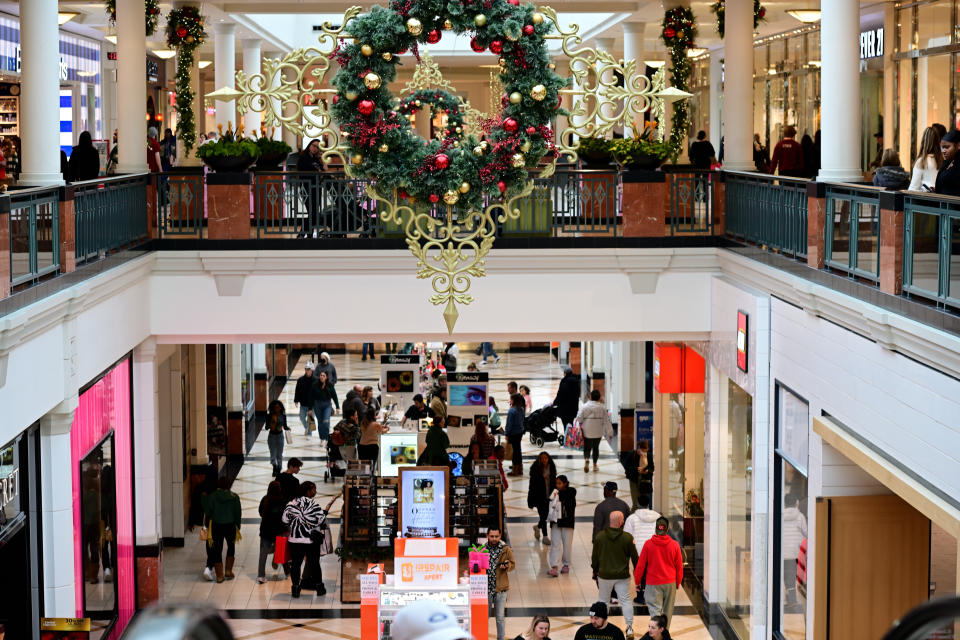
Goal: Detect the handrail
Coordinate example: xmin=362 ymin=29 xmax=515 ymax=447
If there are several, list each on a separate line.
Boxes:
xmin=722 ymin=169 xmax=810 ymax=186
xmin=5 ymin=184 xmax=61 ymax=201
xmin=881 ymin=596 xmax=960 ymax=640
xmin=70 ymin=172 xmax=153 ymax=188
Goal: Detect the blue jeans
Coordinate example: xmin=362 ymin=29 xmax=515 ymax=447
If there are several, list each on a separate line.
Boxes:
xmin=362 ymin=343 xmax=374 ymax=359
xmin=267 ymin=432 xmax=284 ymax=469
xmin=482 ymin=342 xmax=498 ymax=361
xmin=299 ymin=404 xmax=312 ymax=434
xmin=488 ymin=590 xmax=507 ymax=640
xmin=313 ymin=402 xmax=333 ymax=440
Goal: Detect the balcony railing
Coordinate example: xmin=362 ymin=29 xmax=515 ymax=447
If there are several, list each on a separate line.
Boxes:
xmin=824 ymin=183 xmax=883 ymax=282
xmin=668 ymin=170 xmax=714 ymax=235
xmin=902 ymin=192 xmax=960 ymax=309
xmin=73 ymin=173 xmax=150 ymax=264
xmin=158 ymin=171 xmax=205 ymax=238
xmin=8 ymin=185 xmax=60 ymax=288
xmin=725 ymin=170 xmax=808 ymax=259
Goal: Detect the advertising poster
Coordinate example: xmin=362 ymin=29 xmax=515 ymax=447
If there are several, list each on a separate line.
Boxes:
xmin=399 ymin=467 xmax=448 ymax=538
xmin=379 ymin=432 xmax=419 ymax=476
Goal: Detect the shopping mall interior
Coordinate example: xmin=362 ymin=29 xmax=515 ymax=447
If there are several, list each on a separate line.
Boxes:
xmin=1 ymin=0 xmax=960 ymax=639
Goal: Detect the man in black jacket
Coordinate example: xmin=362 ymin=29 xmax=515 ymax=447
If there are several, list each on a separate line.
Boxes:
xmin=294 ymin=362 xmax=315 ymax=435
xmin=553 ymin=366 xmax=581 ymax=430
xmin=623 ymin=440 xmax=654 ymax=510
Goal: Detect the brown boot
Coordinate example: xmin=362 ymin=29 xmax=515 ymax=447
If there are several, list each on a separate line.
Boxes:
xmin=225 ymin=557 xmax=235 ymax=580
xmin=214 ymin=562 xmax=224 ymax=583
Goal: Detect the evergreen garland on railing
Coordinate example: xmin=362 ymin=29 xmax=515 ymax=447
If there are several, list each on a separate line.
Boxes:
xmin=105 ymin=0 xmax=161 ymax=37
xmin=166 ymin=6 xmax=207 ymax=152
xmin=661 ymin=6 xmax=697 ymax=160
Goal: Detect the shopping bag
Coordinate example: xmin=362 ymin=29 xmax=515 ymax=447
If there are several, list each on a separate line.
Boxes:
xmin=307 ymin=413 xmax=317 ymax=434
xmin=564 ymin=422 xmax=583 ymax=450
xmin=199 ymin=527 xmax=209 ymax=542
xmin=284 ymin=430 xmax=294 ymax=445
xmin=503 ymin=441 xmax=513 ymax=461
xmin=468 ymin=550 xmax=490 ymax=573
xmin=274 ymin=535 xmax=289 ymax=564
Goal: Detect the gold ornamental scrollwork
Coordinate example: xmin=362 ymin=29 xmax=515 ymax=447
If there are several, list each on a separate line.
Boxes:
xmin=400 ymin=51 xmax=486 ymax=139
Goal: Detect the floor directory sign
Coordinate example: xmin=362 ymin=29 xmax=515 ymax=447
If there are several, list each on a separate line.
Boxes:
xmin=398 ymin=467 xmax=448 ymax=538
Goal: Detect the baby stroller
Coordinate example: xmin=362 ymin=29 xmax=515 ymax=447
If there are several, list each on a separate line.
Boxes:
xmin=324 ymin=438 xmax=347 ymax=482
xmin=524 ymin=405 xmax=563 ymax=448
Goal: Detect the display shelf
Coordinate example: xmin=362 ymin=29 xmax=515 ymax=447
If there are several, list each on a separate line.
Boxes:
xmin=447 ymin=463 xmax=503 ymax=551
xmin=0 ymin=95 xmax=18 ymax=138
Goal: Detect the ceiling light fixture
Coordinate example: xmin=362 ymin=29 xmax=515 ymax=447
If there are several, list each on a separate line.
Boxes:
xmin=198 ymin=60 xmax=212 ymax=69
xmin=105 ymin=34 xmax=117 ymax=44
xmin=58 ymin=12 xmax=79 ymax=25
xmin=786 ymin=9 xmax=821 ymax=23
xmin=152 ymin=49 xmax=176 ymax=59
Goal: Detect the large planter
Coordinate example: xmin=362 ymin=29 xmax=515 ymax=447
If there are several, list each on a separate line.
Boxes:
xmin=617 ymin=151 xmax=666 ymax=171
xmin=254 ymin=151 xmax=288 ymax=171
xmin=580 ymin=151 xmax=613 ymax=169
xmin=202 ymin=153 xmax=257 ymax=173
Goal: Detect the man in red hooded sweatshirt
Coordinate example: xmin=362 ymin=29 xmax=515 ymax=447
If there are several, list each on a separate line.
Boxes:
xmin=634 ymin=517 xmax=683 ymax=626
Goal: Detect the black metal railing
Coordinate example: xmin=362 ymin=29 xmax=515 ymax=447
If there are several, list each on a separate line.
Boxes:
xmin=902 ymin=191 xmax=960 ymax=309
xmin=824 ymin=183 xmax=883 ymax=282
xmin=7 ymin=185 xmax=60 ymax=288
xmin=669 ymin=170 xmax=714 ymax=234
xmin=725 ymin=171 xmax=809 ymax=258
xmin=158 ymin=171 xmax=205 ymax=237
xmin=73 ymin=173 xmax=150 ymax=264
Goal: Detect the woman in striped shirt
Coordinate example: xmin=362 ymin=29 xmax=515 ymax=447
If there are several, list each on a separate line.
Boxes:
xmin=282 ymin=482 xmax=339 ymax=598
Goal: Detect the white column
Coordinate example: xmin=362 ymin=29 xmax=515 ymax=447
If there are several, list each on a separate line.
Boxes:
xmin=133 ymin=338 xmax=162 ymax=547
xmin=213 ymin=22 xmax=237 ymax=130
xmin=242 ymin=39 xmax=263 ymax=134
xmin=19 ymin=0 xmax=63 ymax=185
xmin=709 ymin=48 xmax=724 ymax=152
xmin=116 ymin=0 xmax=148 ymax=173
xmin=722 ymin=0 xmax=754 ymax=170
xmin=190 ymin=344 xmax=208 ymax=465
xmin=818 ymin=0 xmax=862 ymax=181
xmin=621 ymin=23 xmax=645 ymax=137
xmin=159 ymin=346 xmax=185 ymax=540
xmin=40 ymin=398 xmax=78 ymax=616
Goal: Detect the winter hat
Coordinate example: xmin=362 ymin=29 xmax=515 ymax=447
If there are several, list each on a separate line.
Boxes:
xmin=304 ymin=362 xmax=315 ymax=370
xmin=391 ymin=601 xmax=471 ymax=640
xmin=320 ymin=351 xmax=330 ymax=362
xmin=655 ymin=516 xmax=669 ymax=534
xmin=589 ymin=602 xmax=608 ymax=619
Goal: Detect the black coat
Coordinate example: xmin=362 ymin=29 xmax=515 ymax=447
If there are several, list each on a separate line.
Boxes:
xmin=294 ymin=374 xmax=313 ymax=405
xmin=556 ymin=486 xmax=577 ymax=528
xmin=624 ymin=449 xmax=654 ymax=493
xmin=258 ymin=495 xmax=287 ymax=539
xmin=68 ymin=144 xmax=101 ymax=182
xmin=936 ymin=159 xmax=960 ymax=197
xmin=527 ymin=460 xmax=556 ymax=509
xmin=553 ymin=374 xmax=580 ymax=420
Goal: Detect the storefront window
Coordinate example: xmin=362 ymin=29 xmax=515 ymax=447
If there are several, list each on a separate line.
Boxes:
xmin=80 ymin=434 xmax=117 ymax=629
xmin=917 ymin=1 xmax=954 ymax=50
xmin=722 ymin=378 xmax=753 ymax=640
xmin=774 ymin=385 xmax=809 ymax=640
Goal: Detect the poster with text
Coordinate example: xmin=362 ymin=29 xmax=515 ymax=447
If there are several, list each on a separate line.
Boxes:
xmin=399 ymin=467 xmax=448 ymax=538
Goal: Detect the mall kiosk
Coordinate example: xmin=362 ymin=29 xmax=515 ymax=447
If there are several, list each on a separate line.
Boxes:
xmin=432 ymin=371 xmax=489 ymax=454
xmin=378 ymin=354 xmax=423 ymax=418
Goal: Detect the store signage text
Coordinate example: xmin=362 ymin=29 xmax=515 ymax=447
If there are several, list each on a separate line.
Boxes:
xmin=9 ymin=47 xmax=69 ymax=81
xmin=398 ymin=558 xmax=457 ymax=586
xmin=860 ymin=27 xmax=884 ymax=60
xmin=0 ymin=466 xmax=18 ymax=508
xmin=381 ymin=354 xmax=419 ymax=364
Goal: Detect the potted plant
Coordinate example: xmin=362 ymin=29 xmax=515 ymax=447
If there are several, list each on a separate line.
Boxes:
xmin=253 ymin=130 xmax=292 ymax=170
xmin=195 ymin=122 xmax=260 ymax=172
xmin=609 ymin=123 xmax=671 ymax=171
xmin=576 ymin=136 xmax=612 ymax=168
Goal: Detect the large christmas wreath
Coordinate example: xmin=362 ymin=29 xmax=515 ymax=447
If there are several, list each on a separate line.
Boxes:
xmin=166 ymin=6 xmax=206 ymax=152
xmin=105 ymin=0 xmax=161 ymax=37
xmin=329 ymin=0 xmax=566 ymax=210
xmin=397 ymin=89 xmax=466 ymax=142
xmin=661 ymin=6 xmax=698 ymax=158
xmin=712 ymin=0 xmax=766 ymax=38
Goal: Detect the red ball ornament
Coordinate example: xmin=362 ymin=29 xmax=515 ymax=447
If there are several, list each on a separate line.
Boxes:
xmin=470 ymin=37 xmax=486 ymax=53
xmin=176 ymin=26 xmax=188 ymax=38
xmin=358 ymin=99 xmax=375 ymax=115
xmin=426 ymin=29 xmax=442 ymax=44
xmin=503 ymin=117 xmax=518 ymax=133
xmin=489 ymin=39 xmax=503 ymax=54
xmin=397 ymin=47 xmax=408 ymax=55
xmin=497 ymin=181 xmax=507 ymax=193
xmin=523 ymin=25 xmax=535 ymax=36
xmin=556 ymin=94 xmax=563 ymax=108
xmin=507 ymin=0 xmax=519 ymax=5
xmin=429 ymin=193 xmax=440 ymax=203
xmin=399 ymin=190 xmax=410 ymax=200
xmin=526 ymin=126 xmax=536 ymax=135
xmin=434 ymin=153 xmax=450 ymax=169
xmin=664 ymin=27 xmax=676 ymax=39
xmin=332 ymin=95 xmax=339 ymax=104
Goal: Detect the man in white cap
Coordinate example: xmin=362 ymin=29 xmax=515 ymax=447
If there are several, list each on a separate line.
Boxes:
xmin=293 ymin=361 xmax=315 ymax=435
xmin=391 ymin=600 xmax=472 ymax=640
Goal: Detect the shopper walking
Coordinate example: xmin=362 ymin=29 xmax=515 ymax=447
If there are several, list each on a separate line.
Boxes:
xmin=484 ymin=526 xmax=515 ymax=640
xmin=333 ymin=407 xmax=361 ymax=462
xmin=479 ymin=341 xmax=500 ymax=366
xmin=769 ymin=125 xmax=804 ymax=177
xmin=528 ymin=451 xmax=557 ymax=544
xmin=442 ymin=342 xmax=459 ymax=372
xmin=547 ymin=474 xmax=576 ymax=576
xmin=624 ymin=495 xmax=660 ymax=604
xmin=592 ymin=511 xmax=638 ymax=639
xmin=624 ymin=441 xmax=654 ymax=510
xmin=638 ymin=616 xmax=672 ymax=640
xmin=752 ymin=134 xmax=769 ymax=172
xmin=553 ymin=366 xmax=581 ymax=430
xmin=429 ymin=386 xmax=449 ymax=427
xmin=146 ymin=126 xmax=163 ymax=173
xmin=282 ymin=481 xmax=337 ymax=597
xmin=203 ymin=477 xmax=242 ymax=583
xmin=311 ymin=370 xmax=339 ymax=442
xmin=514 ymin=615 xmax=551 ymax=640
xmin=160 ymin=128 xmax=177 ymax=171
xmin=265 ymin=399 xmax=290 ymax=477
xmin=361 ymin=342 xmax=375 ymax=361
xmin=578 ymin=389 xmax=612 ymax=473
xmin=294 ymin=361 xmax=315 ymax=435
xmin=342 ymin=384 xmax=365 ymax=424
xmin=635 ymin=517 xmax=683 ymax=626
xmin=909 ymin=126 xmax=943 ymax=191
xmin=315 ymin=351 xmax=338 ymax=386
xmin=936 ymin=130 xmax=960 ymax=196
xmin=505 ymin=393 xmax=525 ymax=475
xmin=573 ymin=602 xmax=625 ymax=640
xmin=358 ymin=407 xmax=388 ymax=465
xmin=68 ymin=131 xmax=101 ymax=182
xmin=800 ymin=134 xmax=816 ymax=178
xmin=257 ymin=481 xmax=287 ymax=584
xmin=277 ymin=457 xmax=303 ymax=503
xmin=593 ymin=482 xmax=631 ymax=542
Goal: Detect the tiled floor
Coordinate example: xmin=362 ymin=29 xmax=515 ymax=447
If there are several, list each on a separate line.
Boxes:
xmin=160 ymin=346 xmax=713 ymax=640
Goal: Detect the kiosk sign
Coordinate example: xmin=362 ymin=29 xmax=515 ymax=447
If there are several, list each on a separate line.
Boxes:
xmin=397 ymin=557 xmax=458 ymax=586
xmin=399 ymin=467 xmax=448 ymax=538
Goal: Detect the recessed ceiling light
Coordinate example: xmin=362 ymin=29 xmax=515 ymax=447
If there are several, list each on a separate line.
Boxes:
xmin=786 ymin=10 xmax=821 ymax=23
xmin=58 ymin=12 xmax=78 ymax=25
xmin=105 ymin=34 xmax=117 ymax=44
xmin=152 ymin=49 xmax=176 ymax=59
xmin=198 ymin=60 xmax=212 ymax=69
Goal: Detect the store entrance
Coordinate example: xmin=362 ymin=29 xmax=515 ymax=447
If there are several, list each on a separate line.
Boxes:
xmin=860 ymin=71 xmax=884 ymax=172
xmin=0 ymin=519 xmax=32 ymax=638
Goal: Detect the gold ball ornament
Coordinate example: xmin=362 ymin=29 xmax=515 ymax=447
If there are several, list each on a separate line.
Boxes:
xmin=455 ymin=126 xmax=462 ymax=134
xmin=474 ymin=14 xmax=487 ymax=27
xmin=548 ymin=63 xmax=556 ymax=70
xmin=499 ymin=66 xmax=507 ymax=75
xmin=452 ymin=141 xmax=460 ymax=147
xmin=364 ymin=72 xmax=382 ymax=90
xmin=530 ymin=84 xmax=547 ymax=101
xmin=480 ymin=141 xmax=489 ymax=151
xmin=498 ymin=58 xmax=506 ymax=67
xmin=473 ymin=145 xmax=485 ymax=157
xmin=406 ymin=18 xmax=423 ymax=36
xmin=443 ymin=19 xmax=453 ymax=30
xmin=345 ymin=90 xmax=358 ymax=101
xmin=531 ymin=12 xmax=544 ymax=24
xmin=520 ymin=140 xmax=532 ymax=152
xmin=382 ymin=52 xmax=393 ymax=61
xmin=415 ymin=99 xmax=422 ymax=107
xmin=351 ymin=153 xmax=364 ymax=165
xmin=509 ymin=92 xmax=523 ymax=104
xmin=443 ymin=190 xmax=460 ymax=205
xmin=186 ymin=35 xmax=195 ymax=43
xmin=378 ymin=143 xmax=389 ymax=153
xmin=360 ymin=44 xmax=373 ymax=56
xmin=459 ymin=182 xmax=471 ymax=194
xmin=511 ymin=153 xmax=525 ymax=168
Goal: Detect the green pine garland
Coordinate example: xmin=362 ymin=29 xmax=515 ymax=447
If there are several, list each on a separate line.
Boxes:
xmin=661 ymin=6 xmax=698 ymax=160
xmin=105 ymin=0 xmax=161 ymax=37
xmin=329 ymin=0 xmax=567 ymax=210
xmin=166 ymin=7 xmax=207 ymax=152
xmin=397 ymin=89 xmax=466 ymax=142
